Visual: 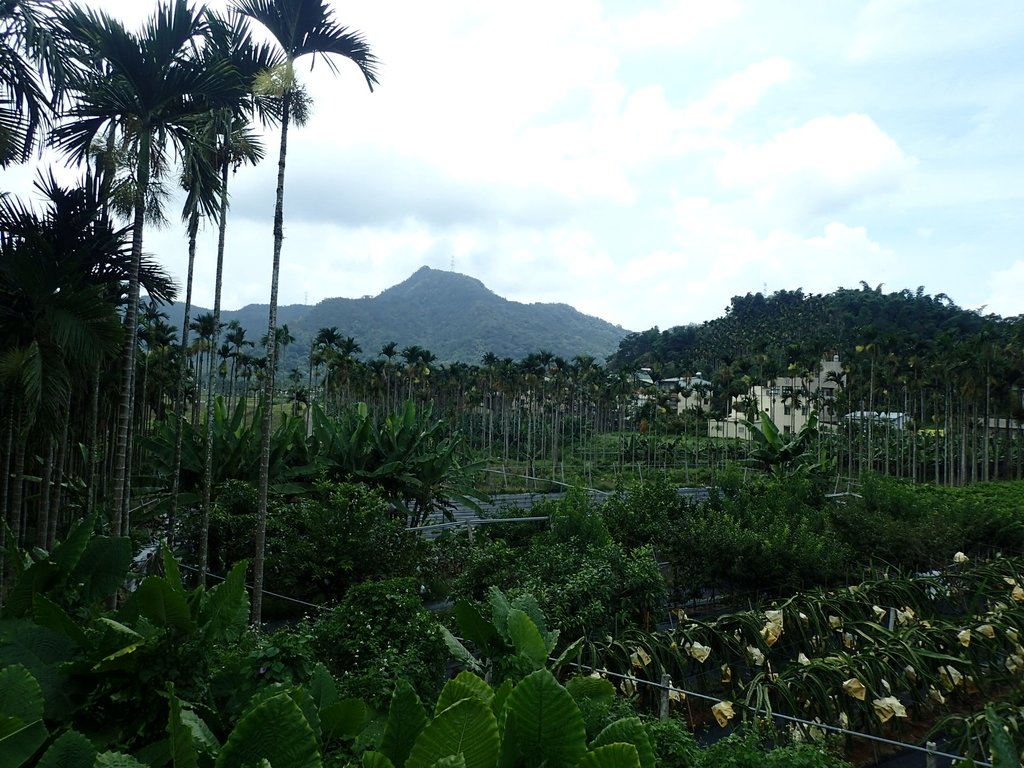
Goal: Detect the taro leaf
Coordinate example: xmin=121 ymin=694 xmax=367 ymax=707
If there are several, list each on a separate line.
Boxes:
xmin=309 ymin=663 xmax=338 ymax=711
xmin=94 ymin=752 xmax=149 ymax=768
xmin=0 ymin=664 xmax=44 ymax=722
xmin=454 ymin=600 xmax=498 ymax=655
xmin=3 ymin=560 xmax=60 ymax=618
xmin=490 ymin=679 xmax=513 ymax=724
xmin=0 ymin=719 xmax=48 ymax=768
xmin=0 ymin=620 xmax=76 ymax=719
xmin=32 ymin=594 xmax=90 ymax=650
xmin=198 ymin=560 xmax=249 ymax=643
xmin=168 ymin=685 xmax=199 ymax=768
xmin=565 ymin=677 xmax=615 ymax=706
xmin=509 ymin=593 xmax=548 ymax=637
xmin=435 ymin=672 xmax=492 ymax=716
xmin=381 ymin=680 xmax=428 ymax=768
xmin=162 ymin=544 xmax=185 ymax=595
xmin=73 ymin=537 xmax=132 ymax=604
xmin=37 ymin=728 xmax=97 ymax=768
xmin=550 ymin=637 xmax=584 ymax=673
xmin=440 ymin=626 xmax=482 ymax=674
xmin=406 ymin=697 xmax=498 ymax=768
xmin=504 ymin=669 xmax=586 ymax=768
xmin=428 ymin=756 xmax=466 ymax=768
xmin=179 ymin=710 xmax=220 ymax=757
xmin=506 ymin=609 xmax=547 ymax=670
xmin=215 ymin=692 xmax=321 ymax=768
xmin=50 ymin=514 xmax=96 ymax=573
xmin=488 ymin=587 xmax=513 ymax=638
xmin=136 ymin=577 xmax=195 ymax=634
xmin=576 ymin=743 xmax=641 ymax=768
xmin=589 ymin=718 xmax=654 ymax=768
xmin=362 ymin=751 xmax=397 ymax=768
xmin=321 ymin=698 xmax=368 ymax=742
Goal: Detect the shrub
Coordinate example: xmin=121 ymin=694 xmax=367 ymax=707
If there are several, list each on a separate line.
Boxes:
xmin=308 ymin=576 xmax=446 ymax=709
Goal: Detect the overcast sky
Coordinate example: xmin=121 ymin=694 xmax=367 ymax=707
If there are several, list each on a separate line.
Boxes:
xmin=7 ymin=0 xmax=1024 ymax=333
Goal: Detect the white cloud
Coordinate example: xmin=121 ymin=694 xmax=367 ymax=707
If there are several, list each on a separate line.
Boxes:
xmin=849 ymin=0 xmax=1024 ymax=61
xmin=985 ymin=261 xmax=1024 ymax=319
xmin=682 ymin=58 xmax=798 ymax=132
xmin=715 ymin=114 xmax=916 ymax=218
xmin=618 ymin=0 xmax=742 ymax=50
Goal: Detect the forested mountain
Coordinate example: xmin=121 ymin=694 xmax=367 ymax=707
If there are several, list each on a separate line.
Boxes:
xmin=171 ymin=266 xmax=629 ymax=366
xmin=608 ymin=284 xmax=1024 ymax=420
xmin=610 ymin=284 xmax=1019 ymax=375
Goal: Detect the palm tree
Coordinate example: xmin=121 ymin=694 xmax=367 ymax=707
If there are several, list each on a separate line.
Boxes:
xmin=53 ymin=0 xmax=238 ymax=535
xmin=0 ymin=172 xmax=149 ymax=566
xmin=0 ymin=0 xmax=64 ymax=166
xmin=234 ymin=0 xmax=378 ymax=624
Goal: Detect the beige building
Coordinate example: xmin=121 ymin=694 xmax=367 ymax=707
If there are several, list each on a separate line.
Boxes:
xmin=658 ymin=374 xmax=714 ymax=414
xmin=708 ymin=356 xmax=845 ymax=439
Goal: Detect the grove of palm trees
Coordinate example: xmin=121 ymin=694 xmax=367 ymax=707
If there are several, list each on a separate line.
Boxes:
xmin=3 ymin=1 xmax=1024 ymax=766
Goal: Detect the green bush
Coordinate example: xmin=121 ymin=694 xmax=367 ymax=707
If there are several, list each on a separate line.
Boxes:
xmin=309 ymin=577 xmax=446 ymax=709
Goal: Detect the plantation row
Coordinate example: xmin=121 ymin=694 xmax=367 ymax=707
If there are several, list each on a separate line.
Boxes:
xmin=5 ymin=472 xmax=1024 ymax=765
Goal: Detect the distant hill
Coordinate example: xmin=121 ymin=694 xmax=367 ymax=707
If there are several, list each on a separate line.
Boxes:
xmin=166 ymin=266 xmax=629 ymax=366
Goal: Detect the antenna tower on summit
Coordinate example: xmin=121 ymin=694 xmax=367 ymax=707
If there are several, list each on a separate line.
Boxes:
xmin=450 ymin=255 xmax=455 ymax=272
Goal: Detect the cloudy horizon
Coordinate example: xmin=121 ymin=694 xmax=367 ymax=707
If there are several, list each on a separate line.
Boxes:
xmin=5 ymin=0 xmax=1023 ymax=333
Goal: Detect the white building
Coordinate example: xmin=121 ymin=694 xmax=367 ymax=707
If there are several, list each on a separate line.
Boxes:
xmin=708 ymin=356 xmax=845 ymax=439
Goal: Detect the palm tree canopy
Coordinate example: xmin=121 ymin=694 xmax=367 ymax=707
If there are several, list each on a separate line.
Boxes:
xmin=233 ymin=0 xmax=379 ymax=88
xmin=52 ymin=0 xmax=241 ymax=163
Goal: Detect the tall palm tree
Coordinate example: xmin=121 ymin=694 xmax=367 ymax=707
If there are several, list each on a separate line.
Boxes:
xmin=53 ymin=0 xmax=238 ymax=535
xmin=0 ymin=0 xmax=64 ymax=166
xmin=234 ymin=0 xmax=378 ymax=625
xmin=0 ymin=172 xmax=157 ymax=567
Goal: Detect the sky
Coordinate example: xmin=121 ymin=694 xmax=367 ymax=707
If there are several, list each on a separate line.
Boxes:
xmin=6 ymin=0 xmax=1024 ymax=334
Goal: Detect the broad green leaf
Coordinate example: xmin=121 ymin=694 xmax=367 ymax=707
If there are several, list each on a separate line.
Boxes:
xmin=3 ymin=561 xmax=60 ymax=618
xmin=31 ymin=595 xmax=90 ymax=649
xmin=505 ymin=669 xmax=586 ymax=768
xmin=168 ymin=685 xmax=199 ymax=768
xmin=37 ymin=729 xmax=97 ymax=768
xmin=50 ymin=514 xmax=96 ymax=573
xmin=490 ymin=680 xmax=513 ymax=724
xmin=0 ymin=665 xmax=44 ymax=722
xmin=429 ymin=756 xmax=466 ymax=768
xmin=215 ymin=693 xmax=321 ymax=768
xmin=73 ymin=537 xmax=132 ymax=604
xmin=162 ymin=544 xmax=185 ymax=594
xmin=440 ymin=627 xmax=482 ymax=674
xmin=362 ymin=752 xmax=397 ymax=768
xmin=488 ymin=588 xmax=513 ymax=638
xmin=94 ymin=752 xmax=149 ymax=768
xmin=136 ymin=577 xmax=195 ymax=634
xmin=565 ymin=677 xmax=615 ymax=706
xmin=576 ymin=743 xmax=641 ymax=768
xmin=454 ymin=600 xmax=497 ymax=654
xmin=321 ymin=699 xmax=368 ymax=742
xmin=199 ymin=560 xmax=249 ymax=642
xmin=0 ymin=719 xmax=48 ymax=768
xmin=589 ymin=719 xmax=654 ymax=768
xmin=509 ymin=594 xmax=548 ymax=637
xmin=506 ymin=609 xmax=547 ymax=669
xmin=309 ymin=663 xmax=338 ymax=711
xmin=435 ymin=673 xmax=492 ymax=716
xmin=406 ymin=698 xmax=498 ymax=768
xmin=550 ymin=638 xmax=585 ymax=673
xmin=381 ymin=680 xmax=428 ymax=768
xmin=179 ymin=710 xmax=220 ymax=756
xmin=0 ymin=620 xmax=76 ymax=719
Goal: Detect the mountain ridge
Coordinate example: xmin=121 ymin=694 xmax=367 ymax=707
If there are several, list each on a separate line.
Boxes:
xmin=167 ymin=266 xmax=629 ymax=365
